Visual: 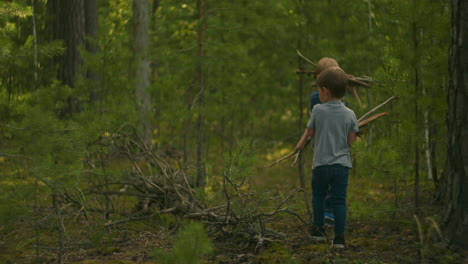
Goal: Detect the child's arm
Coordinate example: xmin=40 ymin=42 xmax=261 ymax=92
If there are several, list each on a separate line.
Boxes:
xmin=295 ymin=128 xmax=315 ymax=151
xmin=348 ymin=132 xmax=357 ymax=147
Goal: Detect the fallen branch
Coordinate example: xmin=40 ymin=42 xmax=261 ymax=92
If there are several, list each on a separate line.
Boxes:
xmin=105 ymin=207 xmax=177 ymax=226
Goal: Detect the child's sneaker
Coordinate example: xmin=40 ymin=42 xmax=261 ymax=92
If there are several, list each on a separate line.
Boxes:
xmin=310 ymin=226 xmax=326 ymax=242
xmin=332 ymin=235 xmax=345 ymax=249
xmin=324 ymin=212 xmax=335 ymax=228
xmin=324 ymin=211 xmax=334 ymax=221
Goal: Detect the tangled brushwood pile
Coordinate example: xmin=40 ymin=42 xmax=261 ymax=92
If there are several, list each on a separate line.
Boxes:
xmin=60 ymin=125 xmax=304 ymax=252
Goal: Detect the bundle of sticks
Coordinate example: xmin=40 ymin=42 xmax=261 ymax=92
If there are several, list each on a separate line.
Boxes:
xmin=295 ymin=50 xmax=379 ymax=88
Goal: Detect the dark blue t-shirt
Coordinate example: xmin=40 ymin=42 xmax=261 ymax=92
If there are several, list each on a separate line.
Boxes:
xmin=310 ymin=91 xmax=322 ymax=112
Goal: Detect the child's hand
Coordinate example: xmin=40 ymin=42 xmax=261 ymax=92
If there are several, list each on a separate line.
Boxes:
xmin=356 ymin=130 xmax=366 ymax=137
xmin=294 ymin=145 xmax=303 ymax=152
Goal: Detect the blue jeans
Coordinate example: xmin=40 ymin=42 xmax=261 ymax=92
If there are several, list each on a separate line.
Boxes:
xmin=312 ymin=164 xmax=349 ymax=236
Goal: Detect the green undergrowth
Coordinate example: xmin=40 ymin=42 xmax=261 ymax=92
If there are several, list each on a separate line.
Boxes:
xmin=0 ymin=145 xmax=463 ymax=264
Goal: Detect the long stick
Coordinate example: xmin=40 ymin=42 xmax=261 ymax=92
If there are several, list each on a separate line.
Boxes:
xmin=301 ymin=75 xmax=374 ymax=88
xmin=296 ymin=50 xmax=317 ymax=67
xmin=358 ymin=96 xmax=397 ymax=122
xmin=267 ymin=149 xmax=299 ymax=168
xmin=270 ymin=111 xmax=391 ymax=168
xmin=358 ymin=112 xmax=388 ymax=128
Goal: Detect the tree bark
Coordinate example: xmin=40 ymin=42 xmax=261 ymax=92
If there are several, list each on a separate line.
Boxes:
xmin=48 ymin=0 xmax=85 ymax=115
xmin=55 ymin=0 xmax=85 ymax=88
xmin=84 ymin=0 xmax=99 ymax=102
xmin=133 ymin=0 xmax=153 ymax=147
xmin=296 ymin=40 xmax=306 ymax=191
xmin=412 ymin=20 xmax=421 ymax=213
xmin=296 ymin=35 xmax=313 ymax=221
xmin=440 ymin=0 xmax=468 ymax=249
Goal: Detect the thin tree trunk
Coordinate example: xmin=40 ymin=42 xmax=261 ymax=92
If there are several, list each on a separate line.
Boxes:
xmin=430 ymin=125 xmax=438 ymax=184
xmin=296 ymin=39 xmax=312 ymax=221
xmin=151 ymin=0 xmax=161 ymax=150
xmin=297 ymin=40 xmax=306 ymax=191
xmin=133 ymin=0 xmax=152 ymax=147
xmin=32 ymin=0 xmax=38 ymax=86
xmin=52 ymin=192 xmax=64 ymax=264
xmin=366 ymin=0 xmax=373 ymax=148
xmin=184 ymin=80 xmax=194 ymax=169
xmin=423 ymin=110 xmax=433 ymax=180
xmin=34 ymin=173 xmax=40 ymax=261
xmin=196 ymin=0 xmax=207 ymax=188
xmin=31 ymin=2 xmax=40 ymax=258
xmin=421 ymin=46 xmax=432 ymax=181
xmin=84 ymin=0 xmax=99 ymax=102
xmin=412 ymin=20 xmax=420 ymax=213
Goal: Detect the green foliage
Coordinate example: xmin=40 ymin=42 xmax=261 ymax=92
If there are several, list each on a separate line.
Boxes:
xmin=223 ymin=139 xmax=256 ymax=186
xmin=152 ymin=221 xmax=213 ymax=264
xmin=156 ymin=214 xmax=178 ymax=231
xmin=0 ymin=200 xmax=29 ymax=227
xmin=0 ymin=0 xmax=452 ymax=261
xmin=0 ymin=1 xmax=31 ymax=21
xmin=255 ymin=242 xmax=300 ymax=264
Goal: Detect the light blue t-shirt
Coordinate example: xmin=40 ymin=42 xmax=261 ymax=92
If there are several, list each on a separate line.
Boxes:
xmin=307 ymin=100 xmax=359 ymax=169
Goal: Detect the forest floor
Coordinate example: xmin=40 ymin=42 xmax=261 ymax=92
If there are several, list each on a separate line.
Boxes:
xmin=1 ymin=164 xmax=467 ymax=264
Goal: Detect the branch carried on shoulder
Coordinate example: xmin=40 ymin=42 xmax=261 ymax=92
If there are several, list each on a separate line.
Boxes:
xmin=358 ymin=96 xmax=397 ymax=122
xmin=268 ymin=96 xmax=397 ymax=168
xmin=358 ymin=112 xmax=388 ymax=128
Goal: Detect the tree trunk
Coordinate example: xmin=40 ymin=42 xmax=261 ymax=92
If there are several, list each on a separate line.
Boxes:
xmin=412 ymin=20 xmax=421 ymax=213
xmin=56 ymin=0 xmax=85 ymax=88
xmin=196 ymin=0 xmax=207 ymax=188
xmin=133 ymin=0 xmax=153 ymax=147
xmin=184 ymin=79 xmax=194 ymax=169
xmin=32 ymin=0 xmax=38 ymax=86
xmin=440 ymin=0 xmax=468 ymax=249
xmin=84 ymin=0 xmax=99 ymax=102
xmin=365 ymin=0 xmax=373 ymax=148
xmin=430 ymin=125 xmax=439 ymax=184
xmin=296 ymin=39 xmax=313 ymax=221
xmin=296 ymin=40 xmax=306 ymax=191
xmin=48 ymin=0 xmax=85 ymax=115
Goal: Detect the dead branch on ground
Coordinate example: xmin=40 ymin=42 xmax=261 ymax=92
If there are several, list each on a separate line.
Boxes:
xmin=59 ymin=127 xmax=304 ymax=251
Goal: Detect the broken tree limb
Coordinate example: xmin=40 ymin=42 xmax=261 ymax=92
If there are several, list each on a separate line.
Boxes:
xmin=349 ymin=78 xmax=372 ymax=88
xmin=358 ymin=96 xmax=397 ymax=122
xmin=296 ymin=50 xmax=317 ymax=67
xmin=269 ymin=109 xmax=393 ymax=168
xmin=266 ymin=149 xmax=299 ymax=168
xmin=358 ymin=112 xmax=388 ymax=128
xmin=300 ymin=75 xmax=374 ymax=88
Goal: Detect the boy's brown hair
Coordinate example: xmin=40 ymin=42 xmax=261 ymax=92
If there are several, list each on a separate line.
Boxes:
xmin=316 ymin=66 xmax=348 ymax=98
xmin=314 ymin=57 xmax=339 ymax=78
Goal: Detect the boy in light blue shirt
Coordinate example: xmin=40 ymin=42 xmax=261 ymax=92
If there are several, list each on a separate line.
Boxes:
xmin=295 ymin=67 xmax=359 ymax=249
